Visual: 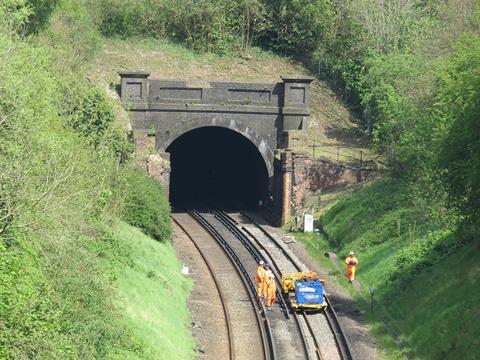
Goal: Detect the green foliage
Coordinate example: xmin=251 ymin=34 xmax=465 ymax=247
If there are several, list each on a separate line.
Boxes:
xmin=316 ymin=177 xmax=479 ymax=359
xmin=112 ymin=222 xmax=195 ymax=359
xmin=0 ymin=237 xmax=72 ymax=358
xmin=122 ymin=168 xmax=172 ymax=242
xmin=436 ymin=35 xmax=480 ymax=221
xmin=0 ymin=3 xmax=171 ymax=358
xmin=64 ymin=85 xmax=133 ymax=163
xmin=320 ymin=178 xmax=468 ymax=292
xmin=0 ymin=0 xmax=33 ymax=31
xmin=259 ymin=0 xmax=334 ymax=56
xmin=25 ymin=0 xmax=59 ymax=34
xmin=93 ymin=0 xmax=265 ymax=53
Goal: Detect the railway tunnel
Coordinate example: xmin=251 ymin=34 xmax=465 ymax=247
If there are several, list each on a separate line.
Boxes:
xmin=119 ymin=71 xmax=314 ymax=224
xmin=167 ymin=126 xmax=269 ymax=209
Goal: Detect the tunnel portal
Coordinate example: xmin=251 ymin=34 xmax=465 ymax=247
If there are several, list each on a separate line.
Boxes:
xmin=119 ymin=71 xmax=314 ymax=224
xmin=167 ymin=127 xmax=269 ymax=208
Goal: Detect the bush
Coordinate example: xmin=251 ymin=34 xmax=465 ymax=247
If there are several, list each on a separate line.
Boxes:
xmin=122 ymin=168 xmax=171 ymax=242
xmin=63 ymin=85 xmax=133 ymax=164
xmin=437 ymin=35 xmax=480 ymax=222
xmin=259 ymin=0 xmax=334 ymax=56
xmin=93 ymin=0 xmax=263 ymax=53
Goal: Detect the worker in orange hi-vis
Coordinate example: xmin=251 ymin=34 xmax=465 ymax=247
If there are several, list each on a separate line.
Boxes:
xmin=256 ymin=260 xmax=266 ymax=299
xmin=266 ymin=272 xmax=277 ymax=307
xmin=264 ymin=271 xmax=276 ymax=307
xmin=345 ymin=251 xmax=358 ymax=282
xmin=260 ymin=263 xmax=271 ymax=305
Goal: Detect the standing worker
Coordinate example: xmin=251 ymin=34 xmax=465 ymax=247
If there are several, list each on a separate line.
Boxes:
xmin=345 ymin=251 xmax=358 ymax=282
xmin=256 ymin=260 xmax=266 ymax=299
xmin=260 ymin=263 xmax=271 ymax=305
xmin=263 ymin=272 xmax=276 ymax=308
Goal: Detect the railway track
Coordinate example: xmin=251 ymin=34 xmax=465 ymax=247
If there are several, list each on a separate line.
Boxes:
xmin=172 ymin=213 xmax=269 ymax=359
xmin=188 ymin=209 xmax=277 ymax=360
xmin=175 ymin=208 xmax=354 ymax=360
xmin=234 ymin=210 xmax=355 ymax=360
xmin=209 ymin=209 xmax=314 ymax=359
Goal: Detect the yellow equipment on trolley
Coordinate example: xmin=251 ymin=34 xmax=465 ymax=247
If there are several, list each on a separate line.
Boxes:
xmin=281 ymin=272 xmax=327 ymax=310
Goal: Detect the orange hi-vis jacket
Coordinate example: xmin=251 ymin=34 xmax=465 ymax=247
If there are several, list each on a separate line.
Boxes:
xmin=345 ymin=256 xmax=358 ymax=281
xmin=256 ymin=266 xmax=266 ymax=298
xmin=262 ymin=271 xmax=276 ymax=306
xmin=345 ymin=256 xmax=358 ymax=268
xmin=256 ymin=265 xmax=265 ymax=285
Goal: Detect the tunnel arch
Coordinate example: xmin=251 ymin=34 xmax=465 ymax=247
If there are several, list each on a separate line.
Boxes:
xmin=157 ymin=118 xmax=275 ymax=177
xmin=166 ymin=126 xmax=271 ymax=208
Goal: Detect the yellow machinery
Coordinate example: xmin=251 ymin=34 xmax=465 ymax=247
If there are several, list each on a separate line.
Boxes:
xmin=281 ymin=272 xmax=327 ymax=310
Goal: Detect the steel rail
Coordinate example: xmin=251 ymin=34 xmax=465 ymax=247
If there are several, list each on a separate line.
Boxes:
xmin=213 ymin=210 xmax=313 ymax=360
xmin=188 ymin=209 xmax=277 ymax=360
xmin=239 ymin=211 xmax=355 ymax=360
xmin=238 ymin=223 xmax=322 ymax=360
xmin=172 ymin=216 xmax=234 ymax=360
xmin=211 ymin=209 xmax=290 ymax=319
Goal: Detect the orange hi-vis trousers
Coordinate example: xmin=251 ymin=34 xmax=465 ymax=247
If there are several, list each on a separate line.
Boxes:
xmin=345 ymin=256 xmax=358 ymax=281
xmin=347 ymin=266 xmax=356 ymax=281
xmin=263 ymin=279 xmax=276 ymax=306
xmin=256 ymin=266 xmax=266 ymax=298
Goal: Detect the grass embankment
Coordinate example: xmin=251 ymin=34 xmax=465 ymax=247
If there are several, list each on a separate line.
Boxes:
xmin=112 ymin=221 xmax=195 ymax=359
xmin=295 ymin=179 xmax=479 ymax=360
xmin=0 ymin=2 xmax=195 ymax=357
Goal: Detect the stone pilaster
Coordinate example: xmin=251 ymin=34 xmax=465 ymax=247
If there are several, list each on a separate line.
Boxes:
xmin=281 ymin=75 xmax=314 ymax=131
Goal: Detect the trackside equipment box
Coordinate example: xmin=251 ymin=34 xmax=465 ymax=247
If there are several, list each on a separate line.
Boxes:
xmin=281 ymin=272 xmax=328 ymax=311
xmin=295 ymin=281 xmax=323 ymax=305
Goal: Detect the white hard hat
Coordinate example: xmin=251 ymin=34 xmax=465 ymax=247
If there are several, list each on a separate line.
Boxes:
xmin=259 ymin=260 xmax=264 ymax=265
xmin=349 ymin=251 xmax=355 ymax=255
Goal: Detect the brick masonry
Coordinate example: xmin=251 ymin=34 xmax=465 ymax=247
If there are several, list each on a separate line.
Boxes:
xmin=291 ymin=154 xmax=374 ymax=208
xmin=120 ymin=71 xmax=315 ymax=225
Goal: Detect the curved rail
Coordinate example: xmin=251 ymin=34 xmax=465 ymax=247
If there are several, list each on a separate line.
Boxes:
xmin=212 ymin=210 xmax=315 ymax=360
xmin=188 ymin=209 xmax=277 ymax=360
xmin=240 ymin=211 xmax=355 ymax=360
xmin=172 ymin=216 xmax=234 ymax=359
xmin=211 ymin=210 xmax=290 ymax=319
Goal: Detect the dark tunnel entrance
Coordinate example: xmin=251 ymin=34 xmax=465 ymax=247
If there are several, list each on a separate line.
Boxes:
xmin=167 ymin=127 xmax=270 ymax=209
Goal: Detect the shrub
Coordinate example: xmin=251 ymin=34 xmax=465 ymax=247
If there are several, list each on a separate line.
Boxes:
xmin=63 ymin=85 xmax=133 ymax=164
xmin=122 ymin=168 xmax=171 ymax=242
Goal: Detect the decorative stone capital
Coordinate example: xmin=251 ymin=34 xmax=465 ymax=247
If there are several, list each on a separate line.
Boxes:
xmin=118 ymin=70 xmax=151 ymax=79
xmin=281 ymin=75 xmax=314 ymax=132
xmin=119 ymin=71 xmax=150 ymax=107
xmin=281 ymin=74 xmax=315 ymax=83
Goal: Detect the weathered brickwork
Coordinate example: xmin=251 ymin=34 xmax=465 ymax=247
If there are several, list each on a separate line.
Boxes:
xmin=119 ymin=71 xmax=313 ymax=179
xmin=119 ymin=71 xmax=315 ymax=225
xmin=291 ymin=154 xmax=374 ymax=208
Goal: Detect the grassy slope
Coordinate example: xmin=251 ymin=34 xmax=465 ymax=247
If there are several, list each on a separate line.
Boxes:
xmin=90 ymin=38 xmax=373 ymax=163
xmin=111 ymin=221 xmax=195 ymax=360
xmin=296 ymin=179 xmax=479 ymax=359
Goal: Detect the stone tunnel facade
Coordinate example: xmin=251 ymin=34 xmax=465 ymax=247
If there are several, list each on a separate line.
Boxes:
xmin=119 ymin=71 xmax=313 ymax=225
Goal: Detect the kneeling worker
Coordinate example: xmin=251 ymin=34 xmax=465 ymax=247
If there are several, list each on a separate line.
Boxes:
xmin=345 ymin=251 xmax=358 ymax=282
